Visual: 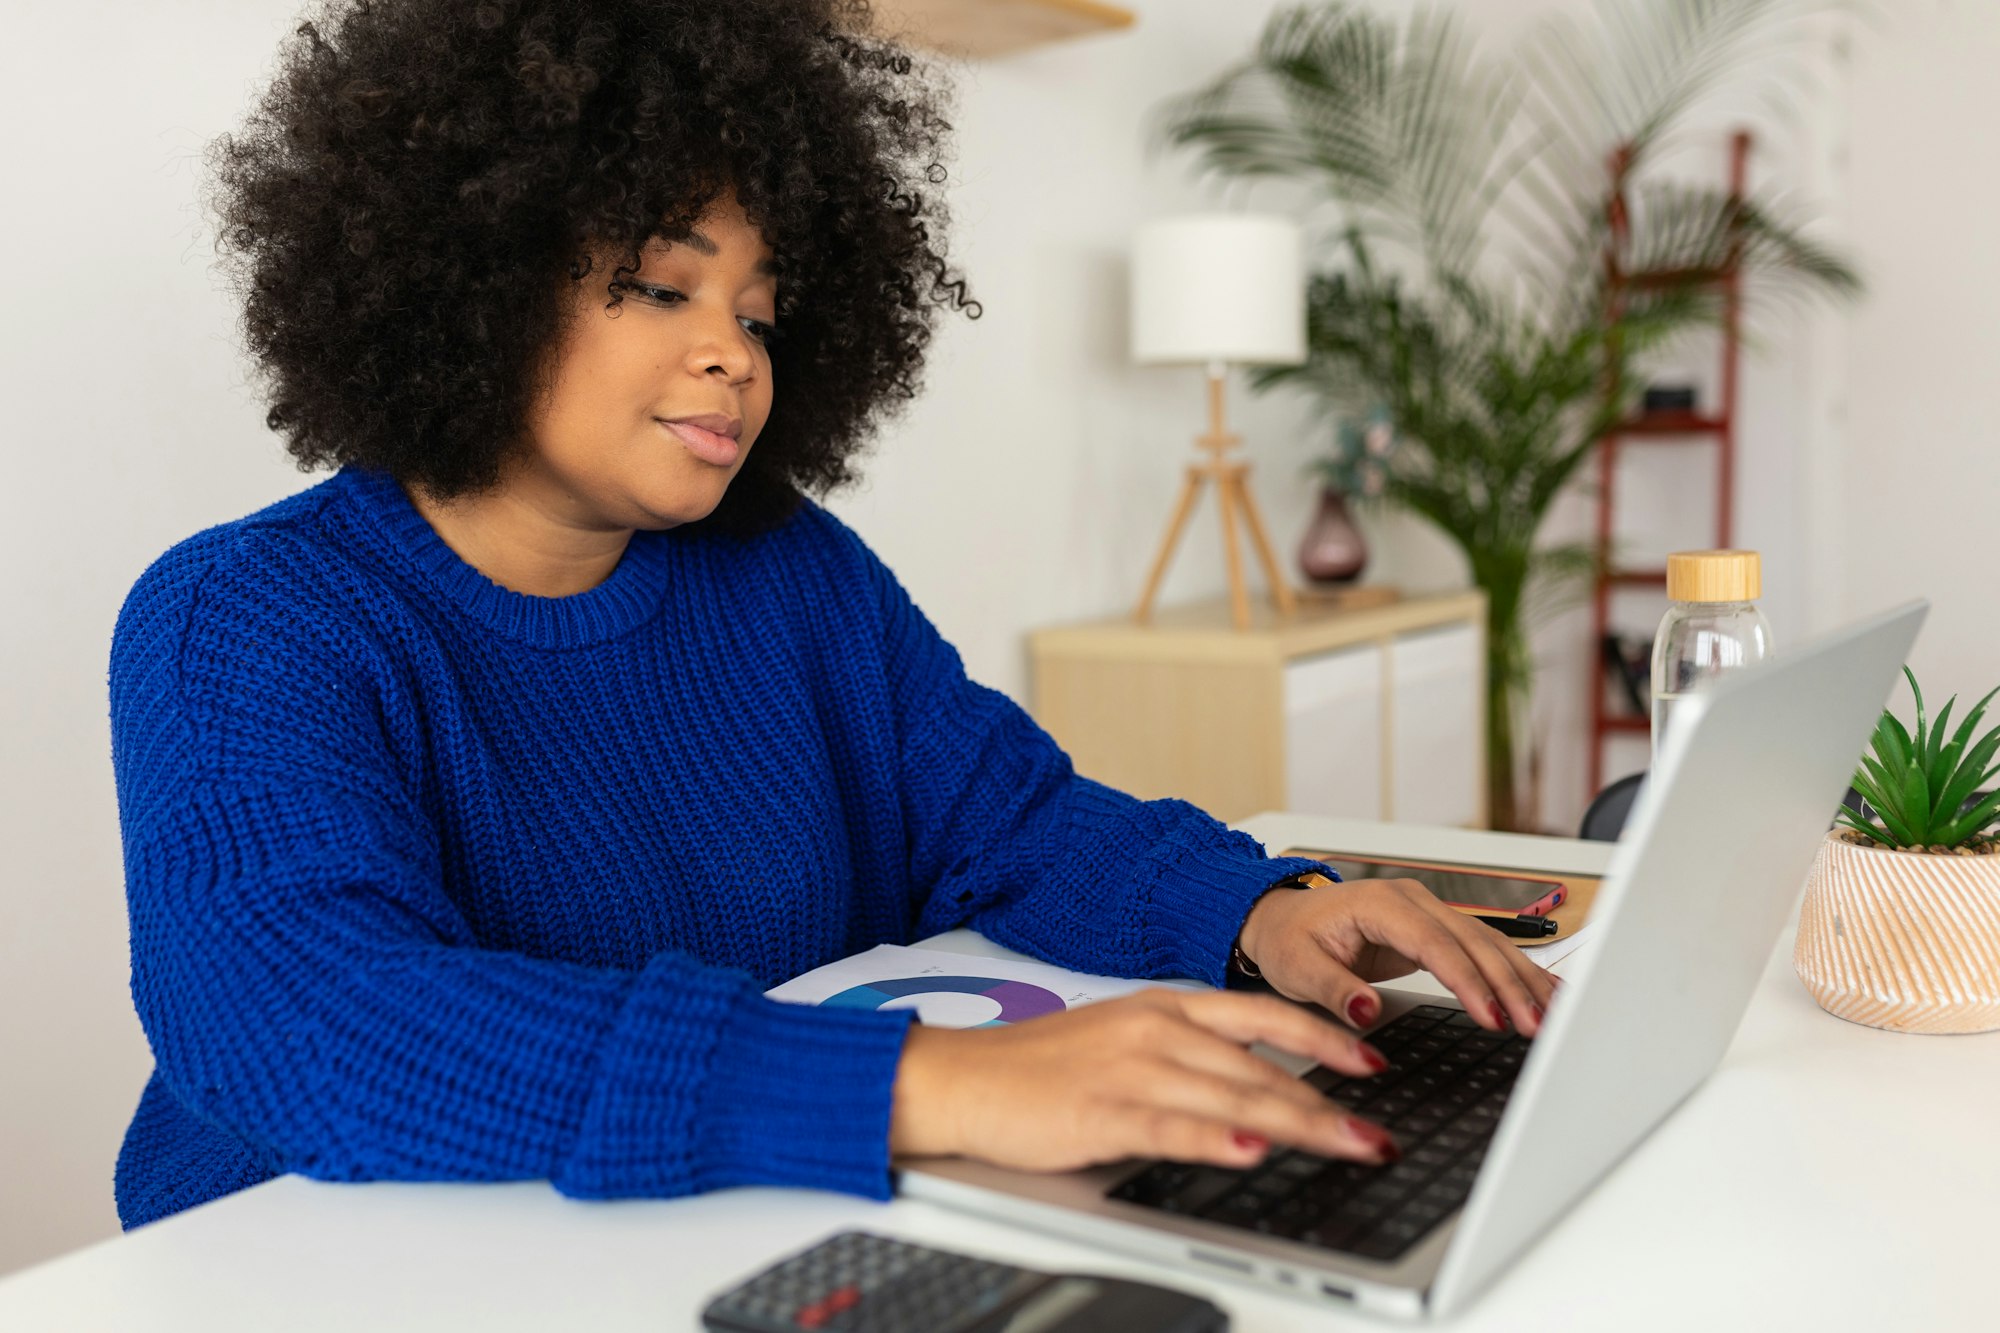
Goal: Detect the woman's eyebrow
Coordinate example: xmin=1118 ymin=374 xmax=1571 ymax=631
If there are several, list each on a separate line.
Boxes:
xmin=669 ymin=229 xmax=780 ymax=276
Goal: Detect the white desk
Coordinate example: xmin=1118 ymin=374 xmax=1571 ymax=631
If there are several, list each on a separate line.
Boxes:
xmin=5 ymin=816 xmax=1996 ymax=1330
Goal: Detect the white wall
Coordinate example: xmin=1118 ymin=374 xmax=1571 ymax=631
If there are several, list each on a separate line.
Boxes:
xmin=0 ymin=0 xmax=316 ymax=1275
xmin=1836 ymin=2 xmax=2000 ymax=696
xmin=0 ymin=0 xmax=1984 ymax=1278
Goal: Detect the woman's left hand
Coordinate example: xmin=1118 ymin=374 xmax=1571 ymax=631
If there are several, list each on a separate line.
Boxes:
xmin=1234 ymin=876 xmax=1560 ymax=1036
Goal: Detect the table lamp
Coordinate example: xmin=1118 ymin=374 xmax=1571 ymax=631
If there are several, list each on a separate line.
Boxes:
xmin=1129 ymin=213 xmax=1307 ymax=631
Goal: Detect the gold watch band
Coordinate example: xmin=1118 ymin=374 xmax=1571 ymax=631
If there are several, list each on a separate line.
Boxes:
xmin=1229 ymin=869 xmax=1336 ymax=980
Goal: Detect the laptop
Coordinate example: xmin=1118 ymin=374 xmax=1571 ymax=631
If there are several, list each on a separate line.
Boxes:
xmin=894 ymin=600 xmax=1927 ymax=1319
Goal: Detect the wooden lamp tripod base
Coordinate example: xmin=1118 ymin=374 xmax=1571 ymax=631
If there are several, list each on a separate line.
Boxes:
xmin=1133 ymin=366 xmax=1297 ymax=631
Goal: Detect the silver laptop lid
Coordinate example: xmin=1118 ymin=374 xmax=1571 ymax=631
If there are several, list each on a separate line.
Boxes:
xmin=1429 ymin=600 xmax=1926 ymax=1316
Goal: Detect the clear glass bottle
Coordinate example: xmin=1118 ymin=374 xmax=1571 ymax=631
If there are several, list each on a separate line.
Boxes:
xmin=1651 ymin=550 xmax=1773 ymax=763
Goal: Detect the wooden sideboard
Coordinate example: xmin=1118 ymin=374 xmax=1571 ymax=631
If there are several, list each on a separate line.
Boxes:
xmin=1029 ymin=590 xmax=1488 ymax=827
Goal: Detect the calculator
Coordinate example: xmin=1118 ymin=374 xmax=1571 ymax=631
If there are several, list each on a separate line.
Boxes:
xmin=699 ymin=1229 xmax=1229 ymax=1333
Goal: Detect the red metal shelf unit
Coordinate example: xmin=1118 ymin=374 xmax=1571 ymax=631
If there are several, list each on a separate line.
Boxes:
xmin=1587 ymin=130 xmax=1749 ymax=798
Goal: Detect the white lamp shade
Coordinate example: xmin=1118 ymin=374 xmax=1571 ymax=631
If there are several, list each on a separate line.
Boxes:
xmin=1130 ymin=213 xmax=1306 ymax=366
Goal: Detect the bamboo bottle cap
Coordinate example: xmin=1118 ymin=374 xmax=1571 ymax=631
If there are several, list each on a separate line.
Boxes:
xmin=1666 ymin=549 xmax=1761 ymax=602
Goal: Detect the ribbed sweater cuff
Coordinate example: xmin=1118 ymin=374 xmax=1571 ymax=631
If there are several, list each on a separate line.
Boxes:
xmin=1144 ymin=842 xmax=1335 ymax=988
xmin=693 ymin=995 xmax=916 ymax=1200
xmin=552 ymin=958 xmax=915 ymax=1203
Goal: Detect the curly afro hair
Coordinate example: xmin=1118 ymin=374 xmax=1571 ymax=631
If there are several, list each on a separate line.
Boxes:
xmin=206 ymin=0 xmax=979 ymax=535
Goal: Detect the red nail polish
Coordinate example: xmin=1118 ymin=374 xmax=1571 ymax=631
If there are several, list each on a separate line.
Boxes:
xmin=1487 ymin=1000 xmax=1507 ymax=1030
xmin=1346 ymin=1118 xmax=1401 ymax=1162
xmin=1231 ymin=1130 xmax=1269 ymax=1154
xmin=1346 ymin=993 xmax=1377 ymax=1027
xmin=1359 ymin=1043 xmax=1389 ymax=1074
xmin=1530 ymin=1002 xmax=1545 ymax=1026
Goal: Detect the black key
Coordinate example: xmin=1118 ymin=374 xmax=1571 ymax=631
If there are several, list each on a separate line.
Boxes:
xmin=1304 ymin=1162 xmax=1375 ymax=1202
xmin=1255 ymin=1195 xmax=1323 ymax=1238
xmin=1300 ymin=1217 xmax=1367 ymax=1251
xmin=1429 ymin=1127 xmax=1478 ymax=1155
xmin=1418 ymin=1178 xmax=1467 ymax=1205
xmin=1353 ymin=1180 xmax=1413 ymax=1212
xmin=1374 ymin=1160 xmax=1436 ymax=1192
xmin=1380 ymin=1114 xmax=1432 ymax=1139
xmin=1202 ymin=1188 xmax=1269 ymax=1228
xmin=1397 ymin=1197 xmax=1453 ymax=1231
xmin=1352 ymin=1226 xmax=1425 ymax=1262
xmin=1107 ymin=1165 xmax=1182 ymax=1207
xmin=1245 ymin=1171 xmax=1295 ymax=1200
xmin=1323 ymin=1196 xmax=1390 ymax=1230
xmin=1375 ymin=1215 xmax=1434 ymax=1248
xmin=1405 ymin=1144 xmax=1453 ymax=1173
xmin=1157 ymin=1166 xmax=1242 ymax=1215
xmin=1269 ymin=1152 xmax=1328 ymax=1185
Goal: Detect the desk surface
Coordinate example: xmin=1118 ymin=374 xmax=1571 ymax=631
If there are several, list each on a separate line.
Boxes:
xmin=5 ymin=816 xmax=1995 ymax=1331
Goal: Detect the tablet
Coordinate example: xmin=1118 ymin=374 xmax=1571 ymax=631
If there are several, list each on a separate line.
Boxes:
xmin=1306 ymin=854 xmax=1569 ymax=916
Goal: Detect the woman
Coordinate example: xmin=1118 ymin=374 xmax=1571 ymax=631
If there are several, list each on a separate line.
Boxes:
xmin=107 ymin=0 xmax=1555 ymax=1230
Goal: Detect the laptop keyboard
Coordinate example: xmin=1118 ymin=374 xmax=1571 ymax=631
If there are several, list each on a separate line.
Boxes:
xmin=1105 ymin=1004 xmax=1530 ymax=1264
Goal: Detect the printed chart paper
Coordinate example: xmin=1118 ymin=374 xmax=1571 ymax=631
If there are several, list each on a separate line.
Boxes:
xmin=765 ymin=944 xmax=1202 ymax=1029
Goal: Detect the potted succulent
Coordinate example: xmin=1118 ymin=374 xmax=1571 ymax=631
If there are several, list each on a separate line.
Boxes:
xmin=1795 ymin=668 xmax=2000 ymax=1034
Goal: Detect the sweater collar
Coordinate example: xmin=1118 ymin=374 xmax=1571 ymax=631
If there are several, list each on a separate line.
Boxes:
xmin=330 ymin=464 xmax=676 ymax=649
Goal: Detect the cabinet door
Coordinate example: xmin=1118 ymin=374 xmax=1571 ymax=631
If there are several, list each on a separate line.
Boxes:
xmin=1390 ymin=623 xmax=1481 ymax=827
xmin=1282 ymin=643 xmax=1383 ymax=820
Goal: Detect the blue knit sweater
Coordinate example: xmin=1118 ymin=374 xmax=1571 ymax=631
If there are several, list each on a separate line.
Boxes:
xmin=106 ymin=463 xmax=1325 ymax=1229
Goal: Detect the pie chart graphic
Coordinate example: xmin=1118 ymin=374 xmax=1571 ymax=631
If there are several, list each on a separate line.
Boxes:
xmin=820 ymin=975 xmax=1067 ymax=1027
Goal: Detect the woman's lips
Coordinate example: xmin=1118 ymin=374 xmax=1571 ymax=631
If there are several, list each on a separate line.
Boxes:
xmin=659 ymin=418 xmax=741 ymax=467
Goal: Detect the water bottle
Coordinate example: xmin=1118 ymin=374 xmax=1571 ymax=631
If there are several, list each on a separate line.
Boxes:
xmin=1651 ymin=550 xmax=1773 ymax=762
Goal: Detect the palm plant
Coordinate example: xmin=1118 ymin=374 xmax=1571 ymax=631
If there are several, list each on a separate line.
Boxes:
xmin=1154 ymin=0 xmax=1860 ymax=830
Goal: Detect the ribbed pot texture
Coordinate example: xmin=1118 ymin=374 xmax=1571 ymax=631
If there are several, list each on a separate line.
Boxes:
xmin=1794 ymin=831 xmax=2000 ymax=1034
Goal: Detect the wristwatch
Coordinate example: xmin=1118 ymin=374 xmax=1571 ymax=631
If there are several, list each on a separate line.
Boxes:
xmin=1228 ymin=869 xmax=1338 ymax=982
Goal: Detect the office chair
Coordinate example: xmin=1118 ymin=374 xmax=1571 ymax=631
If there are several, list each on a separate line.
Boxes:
xmin=1578 ymin=773 xmax=1647 ymax=843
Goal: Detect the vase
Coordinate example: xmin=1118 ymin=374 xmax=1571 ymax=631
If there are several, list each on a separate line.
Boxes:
xmin=1793 ymin=831 xmax=2000 ymax=1034
xmin=1297 ymin=485 xmax=1367 ymax=584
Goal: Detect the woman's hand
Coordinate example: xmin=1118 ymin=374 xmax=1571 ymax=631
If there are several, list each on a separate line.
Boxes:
xmin=889 ymin=987 xmax=1399 ymax=1173
xmin=1237 ymin=876 xmax=1560 ymax=1036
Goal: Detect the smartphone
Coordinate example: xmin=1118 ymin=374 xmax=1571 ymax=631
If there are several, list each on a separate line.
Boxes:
xmin=1303 ymin=853 xmax=1568 ymax=916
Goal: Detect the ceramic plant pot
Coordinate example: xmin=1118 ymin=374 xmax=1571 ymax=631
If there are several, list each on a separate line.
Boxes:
xmin=1794 ymin=831 xmax=2000 ymax=1034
